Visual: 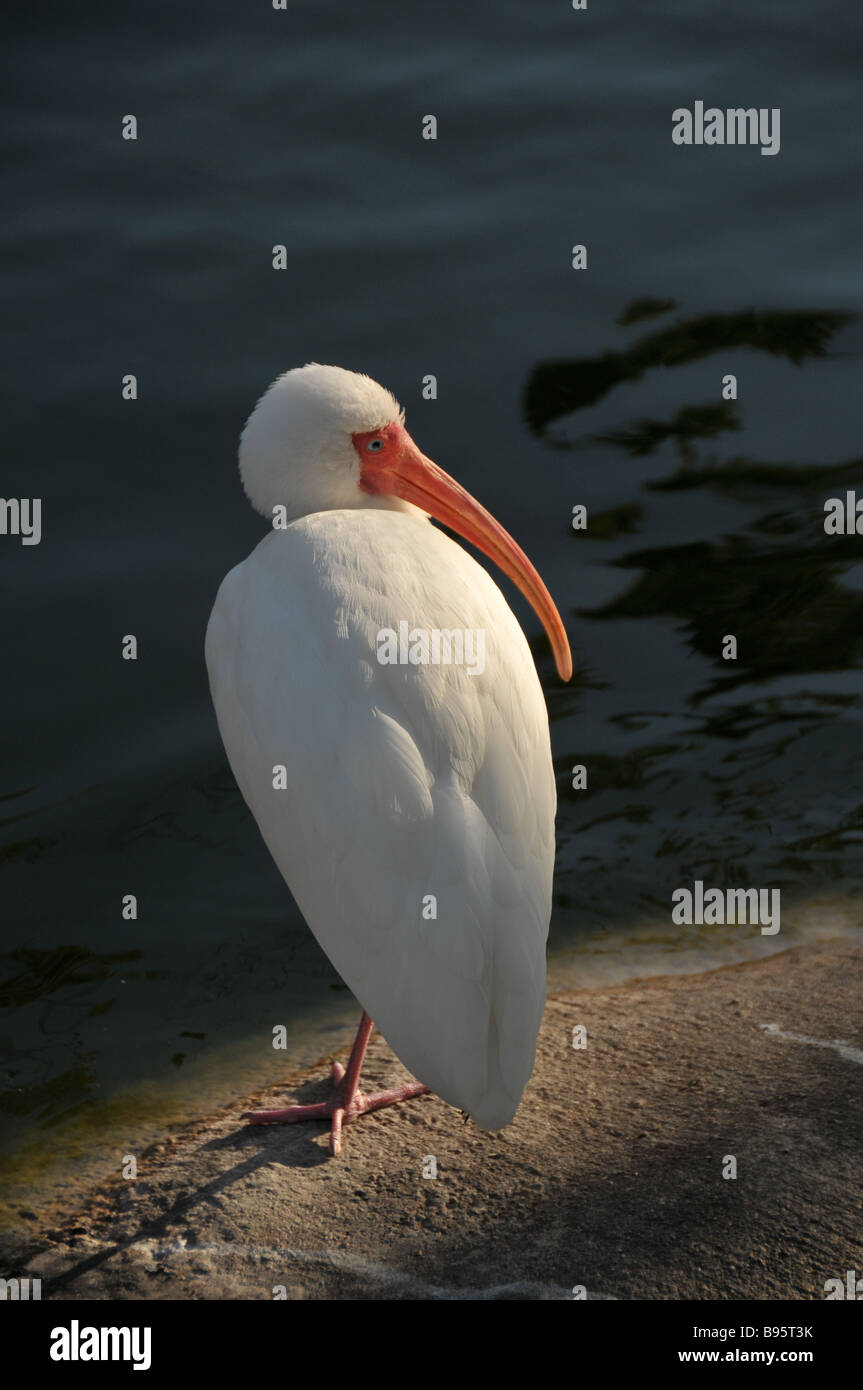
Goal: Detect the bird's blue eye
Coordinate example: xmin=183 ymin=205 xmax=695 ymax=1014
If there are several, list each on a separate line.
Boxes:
xmin=366 ymin=438 xmax=384 ymax=451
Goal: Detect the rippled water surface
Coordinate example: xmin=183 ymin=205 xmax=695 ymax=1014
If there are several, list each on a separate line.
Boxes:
xmin=2 ymin=1 xmax=862 ymax=1225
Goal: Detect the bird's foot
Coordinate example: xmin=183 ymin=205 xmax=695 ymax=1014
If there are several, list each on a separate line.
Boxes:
xmin=244 ymin=1060 xmax=430 ymax=1155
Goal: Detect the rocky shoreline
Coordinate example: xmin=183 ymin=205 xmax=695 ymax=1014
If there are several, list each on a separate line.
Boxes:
xmin=7 ymin=937 xmax=862 ymax=1300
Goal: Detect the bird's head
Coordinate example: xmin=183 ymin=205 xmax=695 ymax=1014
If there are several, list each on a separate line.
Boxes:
xmin=239 ymin=363 xmax=571 ymax=680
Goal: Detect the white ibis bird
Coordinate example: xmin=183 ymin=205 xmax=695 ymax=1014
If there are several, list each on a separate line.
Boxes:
xmin=206 ymin=364 xmax=571 ymax=1154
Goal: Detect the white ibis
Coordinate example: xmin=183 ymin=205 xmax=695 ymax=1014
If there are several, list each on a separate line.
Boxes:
xmin=206 ymin=364 xmax=571 ymax=1154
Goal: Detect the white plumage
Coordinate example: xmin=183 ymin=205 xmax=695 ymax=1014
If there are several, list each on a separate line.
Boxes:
xmin=206 ymin=364 xmax=569 ymax=1138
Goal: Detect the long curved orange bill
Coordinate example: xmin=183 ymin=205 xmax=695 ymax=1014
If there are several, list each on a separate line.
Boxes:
xmin=357 ymin=424 xmax=572 ymax=682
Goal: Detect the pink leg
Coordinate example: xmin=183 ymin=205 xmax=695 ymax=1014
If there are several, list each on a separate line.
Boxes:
xmin=245 ymin=1012 xmax=430 ymax=1155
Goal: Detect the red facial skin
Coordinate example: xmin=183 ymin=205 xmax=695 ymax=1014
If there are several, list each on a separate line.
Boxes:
xmin=352 ymin=422 xmax=572 ymax=682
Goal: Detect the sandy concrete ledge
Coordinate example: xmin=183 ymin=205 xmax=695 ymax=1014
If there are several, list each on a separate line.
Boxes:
xmin=6 ymin=937 xmax=862 ymax=1300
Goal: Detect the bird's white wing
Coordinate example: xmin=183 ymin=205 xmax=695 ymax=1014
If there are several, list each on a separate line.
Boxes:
xmin=205 ymin=508 xmax=556 ymax=1128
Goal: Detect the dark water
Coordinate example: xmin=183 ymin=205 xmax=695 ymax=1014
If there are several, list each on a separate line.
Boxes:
xmin=2 ymin=1 xmax=862 ymax=1223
